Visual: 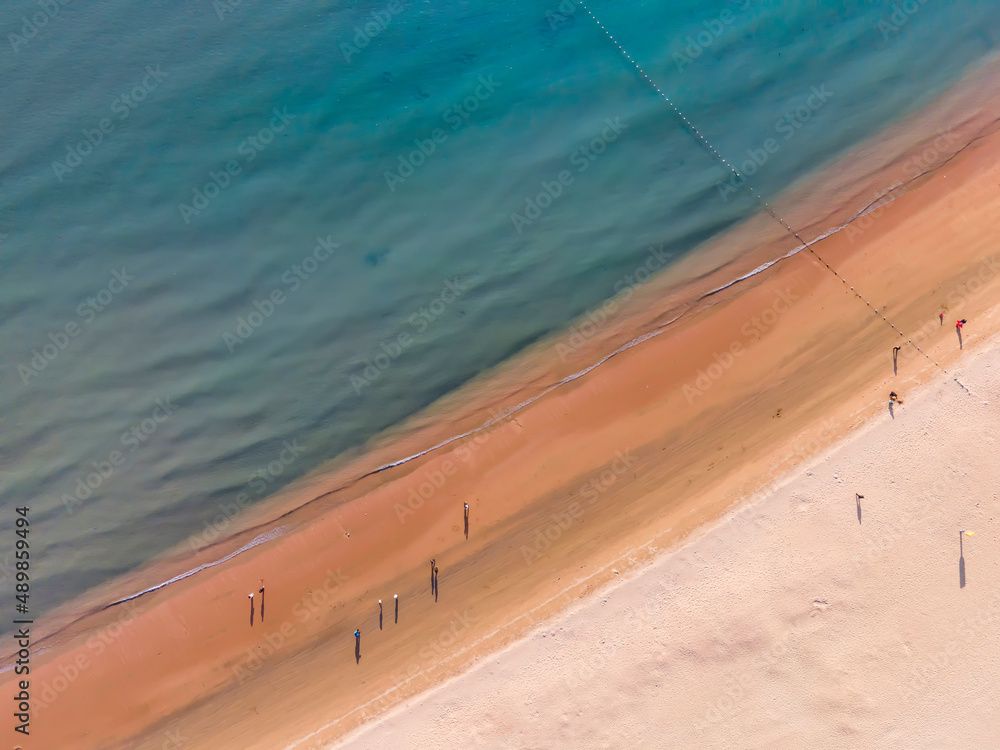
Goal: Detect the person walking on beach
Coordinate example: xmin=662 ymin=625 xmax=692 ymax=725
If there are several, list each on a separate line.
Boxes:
xmin=378 ymin=599 xmax=383 ymax=630
xmin=956 ymin=319 xmax=966 ymax=349
xmin=354 ymin=629 xmax=361 ymax=663
xmin=940 ymin=312 xmax=945 ymax=326
xmin=249 ymin=593 xmax=254 ymax=627
xmin=258 ymin=580 xmax=265 ymax=622
xmin=464 ymin=502 xmax=470 ymax=539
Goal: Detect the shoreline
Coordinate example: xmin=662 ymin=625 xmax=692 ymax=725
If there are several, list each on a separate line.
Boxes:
xmin=35 ymin=53 xmax=1000 ymax=635
xmin=8 ymin=57 xmax=1000 ymax=749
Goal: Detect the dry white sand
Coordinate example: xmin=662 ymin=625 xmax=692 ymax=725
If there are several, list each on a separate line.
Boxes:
xmin=332 ymin=336 xmax=1000 ymax=750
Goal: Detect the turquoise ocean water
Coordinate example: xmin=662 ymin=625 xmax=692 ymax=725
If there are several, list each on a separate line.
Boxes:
xmin=1 ymin=0 xmax=999 ymax=622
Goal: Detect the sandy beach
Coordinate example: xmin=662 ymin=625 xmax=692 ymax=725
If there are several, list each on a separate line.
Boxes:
xmin=7 ymin=64 xmax=1000 ymax=750
xmin=337 ymin=333 xmax=1000 ymax=750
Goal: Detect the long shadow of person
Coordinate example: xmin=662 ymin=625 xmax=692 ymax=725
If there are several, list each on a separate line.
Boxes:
xmin=249 ymin=594 xmax=254 ymax=627
xmin=379 ymin=600 xmax=383 ymax=630
xmin=394 ymin=595 xmax=399 ymax=624
xmin=464 ymin=503 xmax=470 ymax=539
xmin=355 ymin=629 xmax=361 ymax=664
xmin=433 ymin=566 xmax=439 ymax=602
xmin=856 ymin=494 xmax=863 ymax=524
xmin=957 ymin=327 xmax=963 ymax=350
xmin=888 ymin=401 xmax=894 ymax=420
xmin=893 ymin=346 xmax=901 ymax=375
xmin=959 ymin=531 xmax=966 ymax=588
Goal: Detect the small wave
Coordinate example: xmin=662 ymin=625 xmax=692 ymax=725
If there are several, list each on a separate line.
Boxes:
xmin=703 ymin=190 xmax=904 ymax=299
xmin=105 ymin=528 xmax=288 ymax=609
xmin=367 ymin=317 xmax=682 ymax=474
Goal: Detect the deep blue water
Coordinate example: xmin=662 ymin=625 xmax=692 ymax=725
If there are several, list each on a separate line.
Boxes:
xmin=1 ymin=0 xmax=998 ymax=619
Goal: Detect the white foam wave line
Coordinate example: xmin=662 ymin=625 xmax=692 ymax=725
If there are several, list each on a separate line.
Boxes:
xmin=1 ymin=646 xmax=50 ymax=673
xmin=703 ymin=193 xmax=903 ymax=298
xmin=704 ymin=248 xmax=802 ymax=297
xmin=369 ymin=316 xmax=683 ymax=474
xmin=101 ymin=317 xmax=684 ymax=611
xmin=106 ymin=528 xmax=289 ymax=607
